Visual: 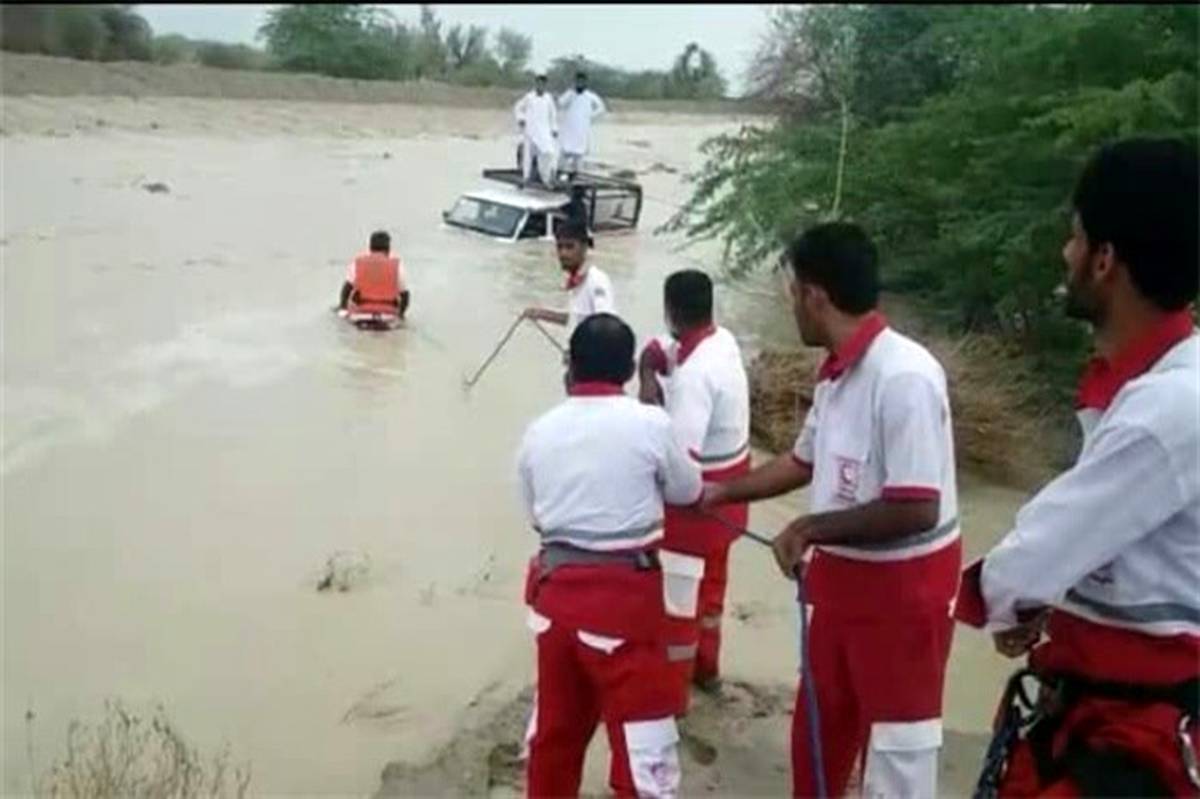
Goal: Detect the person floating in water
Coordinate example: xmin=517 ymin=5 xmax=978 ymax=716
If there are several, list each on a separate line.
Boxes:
xmin=338 ymin=230 xmax=410 ymax=322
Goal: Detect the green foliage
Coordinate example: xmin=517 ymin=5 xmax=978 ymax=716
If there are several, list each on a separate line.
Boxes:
xmin=195 ymin=41 xmax=265 ymax=71
xmin=667 ymin=4 xmax=1200 ymax=383
xmin=0 ymin=4 xmax=154 ymax=62
xmin=152 ymin=33 xmax=194 ymax=65
xmin=53 ymin=6 xmax=107 ymax=61
xmin=495 ymin=28 xmax=532 ymax=77
xmin=546 ymin=43 xmax=727 ymax=101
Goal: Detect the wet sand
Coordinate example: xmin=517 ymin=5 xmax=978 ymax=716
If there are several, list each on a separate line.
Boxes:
xmin=3 ymin=87 xmax=1027 ymax=796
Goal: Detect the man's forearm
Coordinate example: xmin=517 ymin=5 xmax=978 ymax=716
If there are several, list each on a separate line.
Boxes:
xmin=530 ymin=308 xmax=568 ymax=326
xmin=339 ymin=281 xmax=354 ymax=309
xmin=399 ymin=290 xmax=411 ymax=316
xmin=804 ymin=499 xmax=939 ymax=547
xmin=723 ymin=453 xmax=812 ymax=504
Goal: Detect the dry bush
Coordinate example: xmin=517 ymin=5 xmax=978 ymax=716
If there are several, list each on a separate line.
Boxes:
xmin=36 ymin=700 xmax=250 ymax=799
xmin=747 ymin=334 xmax=1074 ymax=491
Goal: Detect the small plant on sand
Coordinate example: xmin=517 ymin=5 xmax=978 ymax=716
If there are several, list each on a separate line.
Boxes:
xmin=35 ymin=700 xmax=250 ymax=799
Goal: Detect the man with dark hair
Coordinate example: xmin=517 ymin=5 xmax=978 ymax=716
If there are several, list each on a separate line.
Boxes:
xmin=703 ymin=222 xmax=960 ymax=797
xmin=517 ymin=312 xmax=702 ymax=798
xmin=637 ymin=269 xmax=751 ymax=708
xmin=522 ymin=220 xmax=614 ymax=331
xmin=337 ymin=230 xmax=410 ymax=322
xmin=558 ymin=70 xmax=606 ymax=179
xmin=956 ymin=139 xmax=1199 ymax=796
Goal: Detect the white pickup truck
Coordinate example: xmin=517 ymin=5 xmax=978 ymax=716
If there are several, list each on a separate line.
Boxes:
xmin=442 ymin=169 xmax=643 ymax=243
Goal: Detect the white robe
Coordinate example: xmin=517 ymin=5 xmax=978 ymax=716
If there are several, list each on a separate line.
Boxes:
xmin=557 ymin=89 xmax=606 ymax=156
xmin=514 ymin=91 xmax=558 ymax=154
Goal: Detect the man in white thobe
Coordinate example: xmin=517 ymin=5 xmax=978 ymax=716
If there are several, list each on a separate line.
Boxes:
xmin=557 ymin=71 xmax=607 ymax=178
xmin=514 ymin=74 xmax=558 ymax=189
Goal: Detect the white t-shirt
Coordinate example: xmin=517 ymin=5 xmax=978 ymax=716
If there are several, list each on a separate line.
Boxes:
xmin=649 ymin=326 xmax=750 ymax=472
xmin=793 ymin=318 xmax=959 ymax=562
xmin=566 ymin=265 xmax=616 ymax=330
xmin=517 ymin=389 xmax=703 ymax=551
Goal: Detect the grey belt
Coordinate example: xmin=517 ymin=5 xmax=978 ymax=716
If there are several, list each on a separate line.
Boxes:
xmin=537 ymin=542 xmax=660 ymax=580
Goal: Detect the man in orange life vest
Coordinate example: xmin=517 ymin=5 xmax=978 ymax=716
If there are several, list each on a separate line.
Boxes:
xmin=518 ymin=312 xmax=702 ymax=798
xmin=637 ymin=269 xmax=752 ymax=707
xmin=955 ymin=139 xmax=1199 ymax=796
xmin=337 ymin=230 xmax=410 ymax=320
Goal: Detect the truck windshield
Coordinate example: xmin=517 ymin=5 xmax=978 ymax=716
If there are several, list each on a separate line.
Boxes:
xmin=445 ymin=197 xmax=524 ymax=238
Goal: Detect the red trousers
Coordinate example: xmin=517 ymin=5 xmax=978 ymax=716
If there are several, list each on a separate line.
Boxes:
xmin=526 ymin=619 xmax=680 ymax=798
xmin=793 ymin=543 xmax=960 ymax=798
xmin=663 ymin=459 xmax=750 ymax=714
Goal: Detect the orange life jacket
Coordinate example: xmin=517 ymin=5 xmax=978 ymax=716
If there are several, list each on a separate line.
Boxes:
xmin=350 ymin=253 xmax=400 ymax=316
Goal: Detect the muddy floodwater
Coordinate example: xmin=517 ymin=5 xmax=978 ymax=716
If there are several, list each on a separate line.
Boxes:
xmin=2 ymin=97 xmax=1029 ymax=795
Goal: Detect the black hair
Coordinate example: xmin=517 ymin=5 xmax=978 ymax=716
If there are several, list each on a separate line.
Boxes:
xmin=786 ymin=222 xmax=879 ymax=314
xmin=664 ymin=269 xmax=713 ymax=328
xmin=570 ymin=313 xmax=635 ymax=385
xmin=1073 ymin=137 xmax=1199 ymax=311
xmin=369 ymin=230 xmax=391 ymax=253
xmin=555 ymin=219 xmax=590 ymax=245
xmin=576 ymin=71 xmax=587 ymax=81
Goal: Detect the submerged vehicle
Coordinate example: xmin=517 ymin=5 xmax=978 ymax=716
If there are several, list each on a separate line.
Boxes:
xmin=442 ymin=168 xmax=643 ymax=243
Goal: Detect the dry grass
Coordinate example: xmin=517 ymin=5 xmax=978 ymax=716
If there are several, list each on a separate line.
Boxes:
xmin=33 ymin=700 xmax=250 ymax=799
xmin=747 ymin=334 xmax=1074 ymax=491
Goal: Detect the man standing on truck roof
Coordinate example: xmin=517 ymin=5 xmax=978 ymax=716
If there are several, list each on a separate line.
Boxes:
xmin=557 ymin=71 xmax=606 ymax=180
xmin=522 ymin=220 xmax=614 ymax=332
xmin=514 ymin=74 xmax=558 ymax=190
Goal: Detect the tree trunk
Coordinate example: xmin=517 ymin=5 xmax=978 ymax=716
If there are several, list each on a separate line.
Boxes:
xmin=830 ymin=97 xmax=850 ymax=219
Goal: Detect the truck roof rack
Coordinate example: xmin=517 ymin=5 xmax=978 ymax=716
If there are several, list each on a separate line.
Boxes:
xmin=481 ymin=168 xmax=641 ymax=192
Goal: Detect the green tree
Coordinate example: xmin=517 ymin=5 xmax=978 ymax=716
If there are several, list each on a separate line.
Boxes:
xmin=152 ymin=33 xmax=194 ymax=65
xmin=258 ymin=4 xmax=405 ymax=79
xmin=667 ymin=42 xmax=727 ymax=100
xmin=445 ymin=23 xmax=488 ymax=70
xmin=495 ymin=27 xmax=532 ymax=76
xmin=666 ymin=4 xmax=1200 ymax=382
xmin=98 ymin=5 xmax=152 ymax=61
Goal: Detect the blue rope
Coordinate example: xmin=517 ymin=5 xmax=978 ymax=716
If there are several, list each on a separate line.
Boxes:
xmin=694 ymin=509 xmax=828 ymax=798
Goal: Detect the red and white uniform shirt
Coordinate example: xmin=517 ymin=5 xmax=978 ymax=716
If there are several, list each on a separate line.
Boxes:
xmin=565 ymin=264 xmax=615 ymax=331
xmin=645 ymin=325 xmax=751 ymax=475
xmin=516 ymin=382 xmax=702 ymax=642
xmin=517 ymin=383 xmax=701 ymax=552
xmin=795 ymin=312 xmax=959 ymax=563
xmin=960 ymin=315 xmax=1199 ymax=685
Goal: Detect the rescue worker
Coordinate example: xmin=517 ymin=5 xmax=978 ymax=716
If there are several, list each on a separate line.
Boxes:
xmin=557 ymin=71 xmax=606 ymax=179
xmin=337 ymin=230 xmax=410 ymax=320
xmin=514 ymin=74 xmax=558 ymax=190
xmin=954 ymin=138 xmax=1200 ymax=796
xmin=517 ymin=312 xmax=702 ymax=798
xmin=703 ymin=222 xmax=961 ymax=798
xmin=636 ymin=269 xmax=751 ymax=706
xmin=522 ymin=221 xmax=614 ymax=332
